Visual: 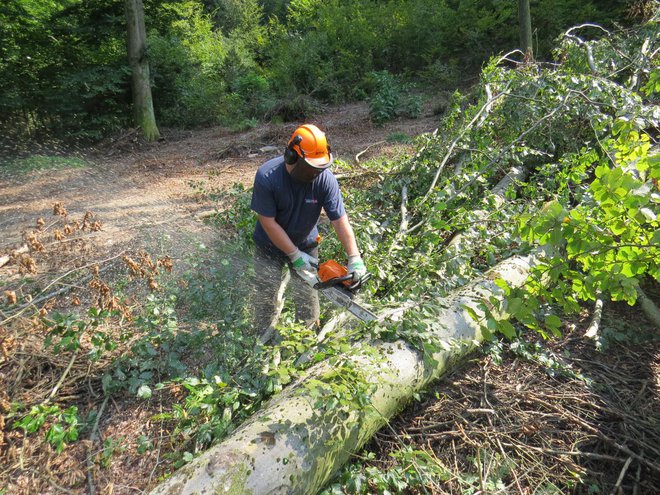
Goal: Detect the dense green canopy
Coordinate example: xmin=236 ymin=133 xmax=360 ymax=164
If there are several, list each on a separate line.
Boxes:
xmin=0 ymin=0 xmax=636 ymax=146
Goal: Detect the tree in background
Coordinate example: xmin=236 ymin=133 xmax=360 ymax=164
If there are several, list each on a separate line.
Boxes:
xmin=519 ymin=0 xmax=533 ymax=60
xmin=0 ymin=0 xmax=639 ymax=148
xmin=125 ymin=0 xmax=160 ymax=141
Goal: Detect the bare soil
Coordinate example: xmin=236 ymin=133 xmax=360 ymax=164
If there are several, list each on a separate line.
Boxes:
xmin=0 ymin=101 xmax=440 ymax=258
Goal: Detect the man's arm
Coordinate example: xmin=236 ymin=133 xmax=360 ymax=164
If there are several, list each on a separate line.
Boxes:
xmin=259 ymin=215 xmax=317 ymax=286
xmin=331 ymin=214 xmax=360 ymax=257
xmin=331 ymin=214 xmax=367 ymax=280
xmin=258 ymin=215 xmax=297 ymax=256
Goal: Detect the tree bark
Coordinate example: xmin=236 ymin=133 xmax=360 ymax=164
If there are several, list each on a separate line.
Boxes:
xmin=125 ymin=0 xmax=160 ymax=142
xmin=518 ymin=0 xmax=533 ymax=61
xmin=148 ymin=254 xmax=537 ymax=495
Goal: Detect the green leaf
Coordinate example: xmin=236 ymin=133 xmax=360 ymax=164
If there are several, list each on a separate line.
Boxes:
xmin=137 ymin=385 xmax=152 ymax=399
xmin=506 ymin=297 xmax=523 ymax=316
xmin=497 ymin=320 xmax=516 ymax=339
xmin=544 ymin=314 xmax=562 ymax=334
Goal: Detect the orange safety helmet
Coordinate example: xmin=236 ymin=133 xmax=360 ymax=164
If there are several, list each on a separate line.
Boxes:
xmin=284 ymin=124 xmax=333 ymax=169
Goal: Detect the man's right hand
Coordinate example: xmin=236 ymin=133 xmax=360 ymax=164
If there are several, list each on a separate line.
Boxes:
xmin=287 ymin=248 xmax=319 ymax=287
xmin=288 ymin=248 xmax=317 ymax=271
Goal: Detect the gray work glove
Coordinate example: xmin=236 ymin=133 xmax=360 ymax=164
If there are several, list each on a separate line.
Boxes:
xmin=347 ymin=254 xmax=367 ymax=282
xmin=287 ymin=248 xmax=319 ymax=288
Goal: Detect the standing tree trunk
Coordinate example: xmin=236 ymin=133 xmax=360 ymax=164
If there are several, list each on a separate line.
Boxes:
xmin=518 ymin=0 xmax=533 ymax=61
xmin=125 ymin=0 xmax=160 ymax=141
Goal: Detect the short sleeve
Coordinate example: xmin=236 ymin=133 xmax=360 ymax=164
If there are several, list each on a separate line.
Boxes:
xmin=250 ymin=172 xmax=277 ymax=217
xmin=321 ymin=172 xmax=346 ymax=221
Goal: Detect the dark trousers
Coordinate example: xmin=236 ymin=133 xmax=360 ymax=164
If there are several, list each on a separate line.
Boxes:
xmin=253 ymin=245 xmax=320 ymax=341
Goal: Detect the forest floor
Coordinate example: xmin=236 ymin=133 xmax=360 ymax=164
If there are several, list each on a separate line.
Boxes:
xmin=0 ymin=100 xmax=438 ymax=256
xmin=1 ymin=100 xmax=658 ymax=494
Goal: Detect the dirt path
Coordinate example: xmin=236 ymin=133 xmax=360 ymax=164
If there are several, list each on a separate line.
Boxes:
xmin=0 ymin=102 xmax=439 ymax=259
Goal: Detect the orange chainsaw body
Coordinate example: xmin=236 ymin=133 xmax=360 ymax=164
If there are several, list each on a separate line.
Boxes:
xmin=314 ymin=259 xmax=375 ymax=321
xmin=318 ymin=259 xmax=352 ymax=288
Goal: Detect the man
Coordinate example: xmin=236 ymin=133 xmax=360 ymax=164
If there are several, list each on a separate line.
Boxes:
xmin=250 ymin=124 xmax=367 ymax=342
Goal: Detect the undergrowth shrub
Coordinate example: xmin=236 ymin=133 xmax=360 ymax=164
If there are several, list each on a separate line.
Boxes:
xmin=367 ymin=71 xmax=422 ymax=125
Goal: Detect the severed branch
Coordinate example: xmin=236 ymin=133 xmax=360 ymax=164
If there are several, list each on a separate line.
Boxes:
xmin=564 ymin=23 xmax=611 ymax=37
xmin=419 ymin=83 xmax=510 ymax=207
xmin=437 ymin=165 xmax=529 ymax=270
xmin=397 ymin=184 xmax=410 ymax=234
xmin=355 ymin=140 xmax=385 ymax=163
xmin=584 ymin=297 xmax=604 ymax=339
xmin=408 ymin=94 xmax=570 ymax=235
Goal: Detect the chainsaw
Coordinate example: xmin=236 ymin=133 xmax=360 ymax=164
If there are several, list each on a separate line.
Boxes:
xmin=313 ymin=260 xmax=376 ymax=322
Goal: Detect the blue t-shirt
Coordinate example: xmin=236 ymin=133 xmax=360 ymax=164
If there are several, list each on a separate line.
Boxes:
xmin=251 ymin=157 xmax=346 ymax=252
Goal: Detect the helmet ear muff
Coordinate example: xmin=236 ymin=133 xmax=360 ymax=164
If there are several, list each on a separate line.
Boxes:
xmin=284 ymin=135 xmax=303 ymax=165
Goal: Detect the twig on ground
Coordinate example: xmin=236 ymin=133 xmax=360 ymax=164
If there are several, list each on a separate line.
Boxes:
xmin=45 ymin=476 xmax=79 ymax=495
xmin=86 ymin=395 xmax=109 ymax=495
xmin=44 ymin=349 xmax=80 ymax=404
xmin=610 ymin=457 xmax=633 ymax=495
xmin=355 ymin=140 xmax=385 ymax=163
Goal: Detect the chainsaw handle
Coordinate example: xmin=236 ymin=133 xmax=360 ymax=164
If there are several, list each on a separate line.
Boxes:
xmin=347 ymin=271 xmax=371 ymax=291
xmin=313 ymin=274 xmax=353 ymax=290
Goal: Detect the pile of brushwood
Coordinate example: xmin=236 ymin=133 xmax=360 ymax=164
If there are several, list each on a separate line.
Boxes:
xmin=148 ymin=12 xmax=659 ymax=495
xmin=1 ymin=12 xmax=658 ymax=495
xmin=324 ymin=318 xmax=658 ymax=494
xmin=317 ymin=13 xmax=660 ymax=495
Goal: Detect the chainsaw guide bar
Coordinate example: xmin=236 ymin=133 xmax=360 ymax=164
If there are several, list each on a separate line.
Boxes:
xmin=318 ymin=286 xmax=376 ymax=322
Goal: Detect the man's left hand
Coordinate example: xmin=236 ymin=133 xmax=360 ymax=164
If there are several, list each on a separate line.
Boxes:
xmin=347 ymin=255 xmax=367 ymax=282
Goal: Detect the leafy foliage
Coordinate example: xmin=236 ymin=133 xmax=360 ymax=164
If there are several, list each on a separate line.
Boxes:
xmin=0 ymin=0 xmax=637 ymax=149
xmin=367 ymin=71 xmax=422 ymax=126
xmin=13 ymin=404 xmax=80 ymax=453
xmin=347 ymin=16 xmax=658 ymax=345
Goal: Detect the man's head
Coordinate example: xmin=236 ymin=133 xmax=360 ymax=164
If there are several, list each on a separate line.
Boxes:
xmin=284 ymin=124 xmax=333 ymax=183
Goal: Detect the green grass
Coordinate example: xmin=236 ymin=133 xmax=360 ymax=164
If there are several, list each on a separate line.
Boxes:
xmin=386 ymin=132 xmax=412 ymax=143
xmin=1 ymin=154 xmax=90 ymax=176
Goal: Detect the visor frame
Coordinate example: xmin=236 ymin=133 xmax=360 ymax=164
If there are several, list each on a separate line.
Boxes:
xmin=301 ymin=152 xmax=334 ymax=169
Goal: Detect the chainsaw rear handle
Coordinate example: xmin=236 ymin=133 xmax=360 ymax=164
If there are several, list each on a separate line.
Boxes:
xmin=314 ymin=272 xmax=372 ymax=291
xmin=348 ymin=271 xmax=371 ymax=291
xmin=313 ymin=274 xmax=353 ymax=290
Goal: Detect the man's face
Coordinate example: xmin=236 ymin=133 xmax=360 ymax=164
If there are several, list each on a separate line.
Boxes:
xmin=289 ymin=159 xmax=324 ymax=183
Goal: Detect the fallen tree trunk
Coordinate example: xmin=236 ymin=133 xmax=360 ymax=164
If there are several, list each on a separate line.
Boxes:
xmin=149 ymin=254 xmax=536 ymax=495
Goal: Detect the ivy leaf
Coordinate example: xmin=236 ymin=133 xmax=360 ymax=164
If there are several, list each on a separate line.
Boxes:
xmin=137 ymin=385 xmax=152 ymax=399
